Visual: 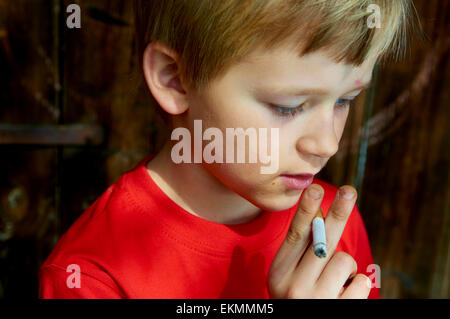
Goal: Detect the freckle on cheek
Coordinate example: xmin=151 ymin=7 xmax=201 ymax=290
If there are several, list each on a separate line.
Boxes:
xmin=272 ymin=182 xmax=275 ymax=185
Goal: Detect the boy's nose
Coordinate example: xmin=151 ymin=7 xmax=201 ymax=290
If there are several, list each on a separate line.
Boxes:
xmin=295 ymin=108 xmax=340 ymax=159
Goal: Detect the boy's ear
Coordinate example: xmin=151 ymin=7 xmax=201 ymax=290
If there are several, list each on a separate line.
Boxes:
xmin=142 ymin=42 xmax=189 ymax=115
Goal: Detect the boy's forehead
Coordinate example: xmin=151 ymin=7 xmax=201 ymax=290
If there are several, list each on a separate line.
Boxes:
xmin=238 ymin=46 xmax=376 ymax=94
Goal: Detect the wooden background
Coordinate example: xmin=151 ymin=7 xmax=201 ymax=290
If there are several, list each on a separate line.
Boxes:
xmin=0 ymin=0 xmax=448 ymax=298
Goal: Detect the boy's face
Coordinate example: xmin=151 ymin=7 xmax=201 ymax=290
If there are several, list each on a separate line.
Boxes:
xmin=176 ymin=44 xmax=376 ymax=212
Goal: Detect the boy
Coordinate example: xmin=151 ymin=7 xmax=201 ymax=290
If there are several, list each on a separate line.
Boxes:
xmin=39 ymin=0 xmax=416 ymax=298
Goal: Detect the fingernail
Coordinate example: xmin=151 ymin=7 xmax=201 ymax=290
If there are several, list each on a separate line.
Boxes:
xmin=307 ymin=187 xmax=321 ymax=200
xmin=339 ymin=188 xmax=354 ymax=200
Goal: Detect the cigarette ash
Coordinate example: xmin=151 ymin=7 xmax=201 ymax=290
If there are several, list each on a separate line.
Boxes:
xmin=314 ymin=246 xmax=327 ymax=258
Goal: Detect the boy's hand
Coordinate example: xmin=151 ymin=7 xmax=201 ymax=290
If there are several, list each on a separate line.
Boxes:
xmin=267 ymin=184 xmax=371 ymax=299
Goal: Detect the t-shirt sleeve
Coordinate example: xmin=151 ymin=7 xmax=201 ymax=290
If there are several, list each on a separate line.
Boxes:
xmin=341 ymin=204 xmax=381 ymax=299
xmin=39 ymin=264 xmax=123 ymax=299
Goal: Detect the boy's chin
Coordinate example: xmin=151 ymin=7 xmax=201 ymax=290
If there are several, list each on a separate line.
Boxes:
xmin=248 ymin=191 xmax=302 ymax=213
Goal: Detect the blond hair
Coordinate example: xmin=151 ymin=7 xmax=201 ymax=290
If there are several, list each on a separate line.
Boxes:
xmin=134 ymin=0 xmax=419 ymax=93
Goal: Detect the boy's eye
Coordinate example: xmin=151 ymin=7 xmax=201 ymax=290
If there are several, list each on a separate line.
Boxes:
xmin=269 ymin=96 xmax=356 ymax=118
xmin=269 ymin=102 xmax=308 ymax=117
xmin=335 ymin=98 xmax=353 ymax=108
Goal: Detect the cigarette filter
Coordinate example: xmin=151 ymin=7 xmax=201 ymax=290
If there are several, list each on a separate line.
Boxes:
xmin=312 ymin=207 xmax=327 ymax=258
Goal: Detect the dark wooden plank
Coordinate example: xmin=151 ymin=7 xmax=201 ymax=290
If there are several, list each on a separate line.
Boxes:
xmin=0 ymin=124 xmax=104 ymax=145
xmin=0 ymin=0 xmax=60 ymax=298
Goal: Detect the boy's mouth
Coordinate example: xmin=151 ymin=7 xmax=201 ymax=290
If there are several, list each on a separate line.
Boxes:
xmin=279 ymin=174 xmax=314 ymax=190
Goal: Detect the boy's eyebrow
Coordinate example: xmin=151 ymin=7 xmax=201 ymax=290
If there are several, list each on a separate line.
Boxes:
xmin=264 ymin=79 xmax=372 ymax=97
xmin=268 ymin=87 xmax=329 ymax=96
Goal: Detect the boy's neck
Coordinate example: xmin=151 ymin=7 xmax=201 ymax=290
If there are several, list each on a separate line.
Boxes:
xmin=146 ymin=141 xmax=263 ymax=225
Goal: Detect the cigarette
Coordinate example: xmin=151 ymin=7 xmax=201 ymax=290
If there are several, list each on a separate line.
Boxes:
xmin=313 ymin=207 xmax=327 ymax=258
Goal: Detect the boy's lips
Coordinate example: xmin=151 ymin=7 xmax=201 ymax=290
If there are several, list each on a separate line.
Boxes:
xmin=279 ymin=173 xmax=315 ymax=190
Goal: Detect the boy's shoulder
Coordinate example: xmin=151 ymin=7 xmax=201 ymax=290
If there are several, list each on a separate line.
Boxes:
xmin=39 ymin=156 xmax=168 ymax=298
xmin=40 ymin=157 xmax=152 ymax=273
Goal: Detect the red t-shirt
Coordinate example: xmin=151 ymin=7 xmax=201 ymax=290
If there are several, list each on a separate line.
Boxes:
xmin=39 ymin=156 xmax=380 ymax=299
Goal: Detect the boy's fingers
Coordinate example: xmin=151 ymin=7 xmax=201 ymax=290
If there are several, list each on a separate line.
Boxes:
xmin=268 ymin=184 xmax=324 ymax=293
xmin=314 ymin=251 xmax=358 ymax=298
xmin=324 ymin=186 xmax=358 ymax=252
xmin=291 ymin=185 xmax=358 ymax=284
xmin=339 ymin=274 xmax=372 ymax=299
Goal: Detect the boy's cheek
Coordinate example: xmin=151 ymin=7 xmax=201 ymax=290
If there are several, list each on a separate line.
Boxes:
xmin=204 ymin=161 xmax=298 ymax=208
